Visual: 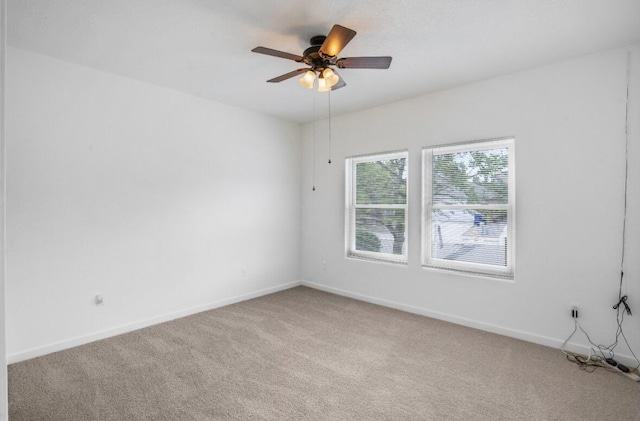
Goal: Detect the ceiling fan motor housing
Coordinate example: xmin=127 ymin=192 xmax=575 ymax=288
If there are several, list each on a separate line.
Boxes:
xmin=303 ymin=46 xmax=330 ymax=69
xmin=304 ymin=35 xmax=334 ymax=69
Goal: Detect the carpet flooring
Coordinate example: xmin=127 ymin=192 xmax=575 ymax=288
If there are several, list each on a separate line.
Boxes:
xmin=8 ymin=286 xmax=640 ymax=420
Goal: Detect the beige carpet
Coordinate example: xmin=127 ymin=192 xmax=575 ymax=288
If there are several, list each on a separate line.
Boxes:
xmin=8 ymin=286 xmax=640 ymax=420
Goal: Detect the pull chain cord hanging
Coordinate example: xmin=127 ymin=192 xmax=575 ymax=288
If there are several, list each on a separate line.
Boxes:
xmin=607 ymin=50 xmax=639 ymax=370
xmin=328 ymin=89 xmax=332 ymax=164
xmin=312 ymin=90 xmax=316 ymax=192
xmin=597 ymin=50 xmax=638 ymax=371
xmin=619 ymin=50 xmax=630 ymax=299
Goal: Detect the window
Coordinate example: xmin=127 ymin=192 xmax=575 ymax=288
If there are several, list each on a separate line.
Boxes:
xmin=422 ymin=138 xmax=514 ymax=279
xmin=346 ymin=151 xmax=408 ymax=264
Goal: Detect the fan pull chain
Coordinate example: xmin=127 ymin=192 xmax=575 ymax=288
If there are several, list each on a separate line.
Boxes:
xmin=312 ymin=91 xmax=317 ymax=192
xmin=328 ymin=89 xmax=332 ymax=164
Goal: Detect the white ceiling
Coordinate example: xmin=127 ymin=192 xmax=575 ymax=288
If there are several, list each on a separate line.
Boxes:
xmin=8 ymin=0 xmax=640 ymax=123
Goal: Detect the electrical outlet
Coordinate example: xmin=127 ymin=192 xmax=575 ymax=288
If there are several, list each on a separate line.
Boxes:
xmin=94 ymin=294 xmax=104 ymax=306
xmin=570 ymin=302 xmax=579 ymax=318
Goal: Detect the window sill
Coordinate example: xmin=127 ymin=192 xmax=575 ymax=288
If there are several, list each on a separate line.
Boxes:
xmin=346 ymin=253 xmax=408 ymax=267
xmin=422 ymin=264 xmax=514 ymax=283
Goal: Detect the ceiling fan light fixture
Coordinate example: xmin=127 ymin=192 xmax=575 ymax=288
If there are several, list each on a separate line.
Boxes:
xmin=322 ymin=68 xmax=340 ymax=87
xmin=299 ymin=70 xmax=316 ymax=89
xmin=317 ymin=75 xmax=331 ymax=92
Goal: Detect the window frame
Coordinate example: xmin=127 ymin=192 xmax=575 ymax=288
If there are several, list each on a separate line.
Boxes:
xmin=345 ymin=150 xmax=409 ymax=264
xmin=422 ymin=138 xmax=515 ymax=279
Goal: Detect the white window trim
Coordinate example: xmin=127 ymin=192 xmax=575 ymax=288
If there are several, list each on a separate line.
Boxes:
xmin=345 ymin=150 xmax=409 ymax=264
xmin=422 ymin=138 xmax=515 ymax=279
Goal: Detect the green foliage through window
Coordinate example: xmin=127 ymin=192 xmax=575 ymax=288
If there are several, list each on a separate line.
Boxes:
xmin=433 ymin=148 xmax=508 ymax=206
xmin=355 ymin=229 xmax=382 ymax=252
xmin=348 ymin=153 xmax=408 ymax=262
xmin=356 ymin=159 xmax=407 ymax=205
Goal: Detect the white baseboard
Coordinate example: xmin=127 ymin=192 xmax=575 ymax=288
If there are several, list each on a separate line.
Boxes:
xmin=8 ymin=280 xmax=302 ymax=364
xmin=301 ymin=280 xmax=639 ymax=369
xmin=11 ymin=279 xmax=637 ymax=370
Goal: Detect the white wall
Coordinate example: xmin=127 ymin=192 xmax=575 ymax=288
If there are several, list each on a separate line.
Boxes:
xmin=301 ymin=45 xmax=640 ymax=364
xmin=6 ymin=48 xmax=302 ymax=361
xmin=0 ymin=0 xmax=8 ymax=418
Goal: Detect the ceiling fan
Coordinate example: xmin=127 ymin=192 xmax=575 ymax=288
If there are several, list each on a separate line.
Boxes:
xmin=251 ymin=24 xmax=392 ymax=92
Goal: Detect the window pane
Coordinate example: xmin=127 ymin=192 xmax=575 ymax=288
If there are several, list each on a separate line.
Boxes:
xmin=355 ymin=208 xmax=406 ymax=256
xmin=432 ymin=148 xmax=508 ymax=205
xmin=356 ymin=158 xmax=407 ymax=205
xmin=431 ymin=209 xmax=507 ymax=267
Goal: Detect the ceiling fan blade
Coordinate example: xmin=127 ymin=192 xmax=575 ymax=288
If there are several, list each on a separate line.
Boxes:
xmin=331 ymin=71 xmax=346 ymax=90
xmin=266 ymin=68 xmax=308 ymax=83
xmin=252 ymin=46 xmax=303 ymax=62
xmin=336 ymin=56 xmax=392 ymax=69
xmin=320 ymin=24 xmax=357 ymax=58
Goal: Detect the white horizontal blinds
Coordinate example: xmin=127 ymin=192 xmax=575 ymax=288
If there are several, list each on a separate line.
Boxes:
xmin=425 ymin=139 xmax=513 ymax=277
xmin=432 ymin=148 xmax=508 ymax=207
xmin=349 ymin=151 xmax=408 ymax=262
